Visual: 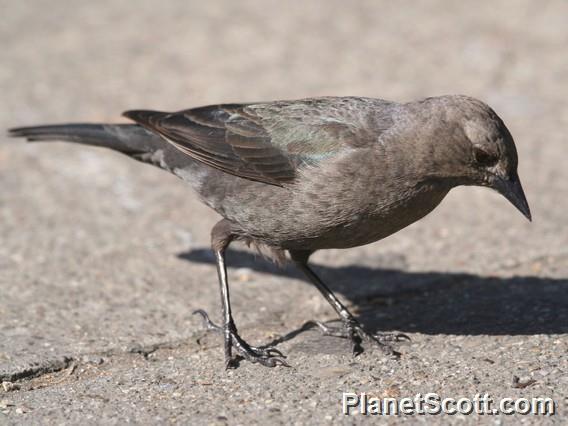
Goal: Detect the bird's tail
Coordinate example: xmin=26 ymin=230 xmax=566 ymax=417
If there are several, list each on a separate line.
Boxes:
xmin=7 ymin=123 xmax=163 ymax=155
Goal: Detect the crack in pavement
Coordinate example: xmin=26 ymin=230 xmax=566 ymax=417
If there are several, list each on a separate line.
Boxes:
xmin=0 ymin=335 xmax=203 ymax=385
xmin=0 ymin=356 xmax=74 ymax=383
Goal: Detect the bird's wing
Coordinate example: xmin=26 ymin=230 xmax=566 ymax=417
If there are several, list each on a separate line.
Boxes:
xmin=123 ymin=97 xmax=389 ymax=187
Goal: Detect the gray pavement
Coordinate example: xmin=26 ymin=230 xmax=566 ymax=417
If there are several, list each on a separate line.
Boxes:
xmin=1 ymin=1 xmax=567 ymax=424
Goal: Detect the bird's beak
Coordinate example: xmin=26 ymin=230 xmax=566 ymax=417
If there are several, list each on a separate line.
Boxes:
xmin=492 ymin=171 xmax=532 ymax=221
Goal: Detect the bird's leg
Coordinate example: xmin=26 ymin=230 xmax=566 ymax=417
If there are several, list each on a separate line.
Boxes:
xmin=193 ymin=220 xmax=289 ymax=368
xmin=291 ymin=252 xmax=408 ymax=357
xmin=193 ymin=309 xmax=285 ymax=358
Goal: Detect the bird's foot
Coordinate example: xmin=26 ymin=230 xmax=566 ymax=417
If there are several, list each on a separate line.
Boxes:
xmin=193 ymin=309 xmax=290 ymax=368
xmin=306 ymin=319 xmax=409 ymax=358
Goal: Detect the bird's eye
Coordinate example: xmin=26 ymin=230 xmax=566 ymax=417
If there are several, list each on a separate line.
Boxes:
xmin=473 ymin=146 xmax=498 ymax=167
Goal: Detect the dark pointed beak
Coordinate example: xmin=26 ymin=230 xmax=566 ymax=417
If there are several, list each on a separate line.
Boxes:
xmin=492 ymin=171 xmax=532 ymax=221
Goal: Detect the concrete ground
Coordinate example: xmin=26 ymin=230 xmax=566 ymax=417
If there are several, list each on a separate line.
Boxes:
xmin=1 ymin=1 xmax=567 ymax=424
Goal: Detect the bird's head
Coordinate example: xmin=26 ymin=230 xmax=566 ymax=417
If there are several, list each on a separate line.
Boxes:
xmin=415 ymin=95 xmax=531 ymax=221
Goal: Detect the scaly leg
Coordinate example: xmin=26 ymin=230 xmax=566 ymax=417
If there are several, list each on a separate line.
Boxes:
xmin=195 ymin=220 xmax=289 ymax=368
xmin=290 ymin=250 xmax=409 ymax=357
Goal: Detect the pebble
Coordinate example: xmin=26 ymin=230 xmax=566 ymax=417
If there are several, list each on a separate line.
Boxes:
xmin=1 ymin=382 xmax=19 ymax=392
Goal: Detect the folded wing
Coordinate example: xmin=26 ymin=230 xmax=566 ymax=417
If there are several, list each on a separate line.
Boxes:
xmin=124 ymin=98 xmax=386 ymax=187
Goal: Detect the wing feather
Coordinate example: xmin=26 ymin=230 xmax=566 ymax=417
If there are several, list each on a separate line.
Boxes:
xmin=123 ymin=97 xmax=392 ymax=186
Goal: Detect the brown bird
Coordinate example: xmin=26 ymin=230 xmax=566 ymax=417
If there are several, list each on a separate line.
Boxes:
xmin=9 ymin=95 xmax=531 ymax=368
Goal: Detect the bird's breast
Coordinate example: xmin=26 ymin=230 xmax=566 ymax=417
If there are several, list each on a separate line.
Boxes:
xmin=280 ymin=181 xmax=450 ymax=250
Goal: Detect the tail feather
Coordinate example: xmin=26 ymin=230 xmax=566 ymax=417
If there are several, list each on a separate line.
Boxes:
xmin=7 ymin=122 xmax=198 ymax=171
xmin=7 ymin=123 xmax=157 ymax=154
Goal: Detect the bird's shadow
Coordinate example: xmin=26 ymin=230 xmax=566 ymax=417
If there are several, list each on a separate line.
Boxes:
xmin=179 ymin=248 xmax=568 ymax=339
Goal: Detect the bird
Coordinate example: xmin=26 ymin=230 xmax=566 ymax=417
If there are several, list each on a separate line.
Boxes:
xmin=8 ymin=95 xmax=531 ymax=368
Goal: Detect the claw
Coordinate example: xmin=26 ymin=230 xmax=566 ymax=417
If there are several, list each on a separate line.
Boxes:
xmin=192 ymin=309 xmax=209 ymax=319
xmin=193 ymin=308 xmax=289 ymax=368
xmin=266 ymin=348 xmax=286 ymax=358
xmin=192 ymin=309 xmax=222 ymax=331
xmin=258 ymin=356 xmax=291 ymax=368
xmin=307 ymin=317 xmax=408 ymax=358
xmin=249 ymin=346 xmax=286 ymax=358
